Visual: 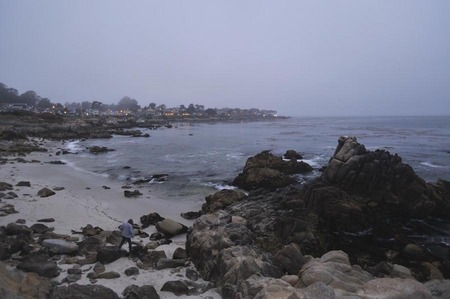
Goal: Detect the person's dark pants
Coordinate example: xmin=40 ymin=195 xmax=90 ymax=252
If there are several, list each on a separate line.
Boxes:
xmin=119 ymin=237 xmax=132 ymax=252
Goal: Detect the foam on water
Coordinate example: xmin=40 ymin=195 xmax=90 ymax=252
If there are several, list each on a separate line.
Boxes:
xmin=61 ymin=159 xmax=109 ymax=178
xmin=201 ymin=182 xmax=237 ymax=190
xmin=420 ymin=161 xmax=445 ymax=168
xmin=65 ymin=140 xmax=82 ymax=152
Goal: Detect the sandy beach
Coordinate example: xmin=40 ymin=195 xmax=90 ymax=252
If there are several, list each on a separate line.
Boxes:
xmin=0 ymin=140 xmax=220 ymax=298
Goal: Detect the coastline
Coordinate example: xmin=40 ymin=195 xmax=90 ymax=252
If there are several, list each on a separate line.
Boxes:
xmin=0 ymin=140 xmax=219 ymax=298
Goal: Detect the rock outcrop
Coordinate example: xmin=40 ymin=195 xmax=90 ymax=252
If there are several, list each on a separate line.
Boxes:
xmin=186 ymin=137 xmax=450 ymax=298
xmin=303 ymin=136 xmax=450 ymax=232
xmin=232 ymin=151 xmax=312 ymax=190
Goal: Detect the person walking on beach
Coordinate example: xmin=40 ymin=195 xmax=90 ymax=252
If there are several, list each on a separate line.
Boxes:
xmin=118 ymin=219 xmax=134 ymax=253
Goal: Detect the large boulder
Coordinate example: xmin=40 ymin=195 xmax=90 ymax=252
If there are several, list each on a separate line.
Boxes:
xmin=297 ymin=250 xmax=373 ymax=292
xmin=0 ymin=261 xmax=54 ymax=299
xmin=97 ymin=246 xmax=125 ymax=264
xmin=233 ymin=151 xmax=312 ymax=190
xmin=324 ymin=136 xmax=450 ymax=220
xmin=273 ymin=243 xmax=309 ymax=275
xmin=186 ymin=211 xmax=255 ymax=282
xmin=50 ymin=283 xmax=119 ymax=299
xmin=6 ymin=223 xmax=33 ymax=236
xmin=302 ymin=136 xmax=450 ymax=232
xmin=140 ymin=212 xmax=165 ymax=228
xmin=202 ymin=189 xmax=247 ymax=213
xmin=41 ymin=239 xmax=79 ymax=254
xmin=122 ymin=284 xmax=160 ymax=299
xmin=155 ymin=219 xmax=188 ymax=237
xmin=16 ymin=254 xmax=60 ymax=278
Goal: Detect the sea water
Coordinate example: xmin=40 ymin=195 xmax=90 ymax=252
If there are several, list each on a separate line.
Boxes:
xmin=61 ymin=116 xmax=450 ymax=207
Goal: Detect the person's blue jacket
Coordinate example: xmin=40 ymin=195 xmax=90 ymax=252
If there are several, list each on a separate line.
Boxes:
xmin=119 ymin=222 xmax=134 ymax=238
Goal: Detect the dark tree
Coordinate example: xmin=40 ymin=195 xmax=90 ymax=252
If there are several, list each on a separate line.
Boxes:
xmin=19 ymin=90 xmax=40 ymax=107
xmin=92 ymin=101 xmax=102 ymax=110
xmin=187 ymin=103 xmax=196 ymax=113
xmin=205 ymin=108 xmax=217 ymax=116
xmin=36 ymin=98 xmax=52 ymax=109
xmin=0 ymin=83 xmax=20 ymax=104
xmin=117 ymin=96 xmax=140 ymax=112
xmin=81 ymin=101 xmax=92 ymax=111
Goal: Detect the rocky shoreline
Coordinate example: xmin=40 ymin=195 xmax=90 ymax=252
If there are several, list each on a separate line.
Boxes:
xmin=0 ymin=110 xmax=286 ymax=142
xmin=0 ymin=134 xmax=449 ymax=298
xmin=185 ymin=136 xmax=450 ymax=298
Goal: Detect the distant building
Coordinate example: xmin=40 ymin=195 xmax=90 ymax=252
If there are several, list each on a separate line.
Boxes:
xmin=8 ymin=103 xmax=29 ymax=110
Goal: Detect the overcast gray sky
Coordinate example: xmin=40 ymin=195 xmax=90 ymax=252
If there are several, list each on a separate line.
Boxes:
xmin=1 ymin=1 xmax=449 ymax=116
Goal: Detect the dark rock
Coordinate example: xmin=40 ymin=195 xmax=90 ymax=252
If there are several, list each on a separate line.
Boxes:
xmin=93 ymin=262 xmax=106 ymax=274
xmin=31 ymin=223 xmax=51 ymax=234
xmin=202 ymin=189 xmax=247 ymax=213
xmin=160 ymin=281 xmax=189 ymax=296
xmin=63 ymin=273 xmax=82 ymax=283
xmin=67 ymin=267 xmax=82 ymax=275
xmin=152 ymin=174 xmax=168 ymax=182
xmin=0 ymin=261 xmax=53 ymax=299
xmin=284 ymin=150 xmax=303 ymax=160
xmin=138 ymin=250 xmax=167 ymax=270
xmin=89 ymin=146 xmax=115 ymax=154
xmin=186 ymin=268 xmax=199 ymax=281
xmin=97 ymin=271 xmax=120 ymax=279
xmin=3 ymin=191 xmax=18 ymax=199
xmin=97 ymin=246 xmax=125 ymax=264
xmin=50 ymin=283 xmax=120 ymax=299
xmin=274 ymin=243 xmax=309 ymax=275
xmin=159 ymin=239 xmax=172 ymax=245
xmin=6 ymin=222 xmax=32 ymax=235
xmin=122 ymin=285 xmax=160 ymax=299
xmin=180 ymin=210 xmax=203 ymax=220
xmin=16 ymin=181 xmax=31 ymax=187
xmin=124 ymin=190 xmax=143 ymax=197
xmin=173 ymin=247 xmax=187 ymax=259
xmin=16 ymin=254 xmax=60 ymax=278
xmin=47 ymin=160 xmax=66 ymax=165
xmin=233 ymin=167 xmax=295 ymax=190
xmin=125 ymin=266 xmax=140 ymax=276
xmin=77 ymin=236 xmax=104 ymax=255
xmin=232 ymin=150 xmax=313 ymax=190
xmin=133 ymin=178 xmax=151 ymax=184
xmin=81 ymin=224 xmax=102 ymax=236
xmin=140 ymin=212 xmax=164 ymax=228
xmin=0 ymin=182 xmax=13 ymax=191
xmin=37 ymin=218 xmax=55 ymax=222
xmin=37 ymin=187 xmax=55 ymax=197
xmin=156 ymin=258 xmax=186 ymax=270
xmin=149 ymin=232 xmax=164 ymax=240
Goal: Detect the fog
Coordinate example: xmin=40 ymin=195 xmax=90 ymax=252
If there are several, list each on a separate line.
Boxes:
xmin=1 ymin=1 xmax=449 ymax=116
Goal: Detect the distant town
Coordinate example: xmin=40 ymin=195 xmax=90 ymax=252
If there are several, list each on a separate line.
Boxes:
xmin=0 ymin=82 xmax=281 ymax=121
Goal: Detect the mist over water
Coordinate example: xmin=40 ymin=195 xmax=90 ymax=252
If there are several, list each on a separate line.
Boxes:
xmin=61 ymin=116 xmax=450 ymax=205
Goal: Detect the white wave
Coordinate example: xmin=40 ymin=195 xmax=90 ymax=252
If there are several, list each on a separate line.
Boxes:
xmin=282 ymin=155 xmax=324 ymax=168
xmin=60 ymin=159 xmax=109 ymax=178
xmin=420 ymin=162 xmax=444 ymax=168
xmin=201 ymin=182 xmax=237 ymax=190
xmin=226 ymin=152 xmax=244 ymax=159
xmin=65 ymin=140 xmax=82 ymax=152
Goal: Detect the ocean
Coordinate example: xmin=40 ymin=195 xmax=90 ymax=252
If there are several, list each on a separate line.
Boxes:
xmin=61 ymin=116 xmax=450 ymax=210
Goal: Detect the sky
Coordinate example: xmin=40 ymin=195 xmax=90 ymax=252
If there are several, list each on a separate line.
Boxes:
xmin=1 ymin=1 xmax=450 ymax=117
